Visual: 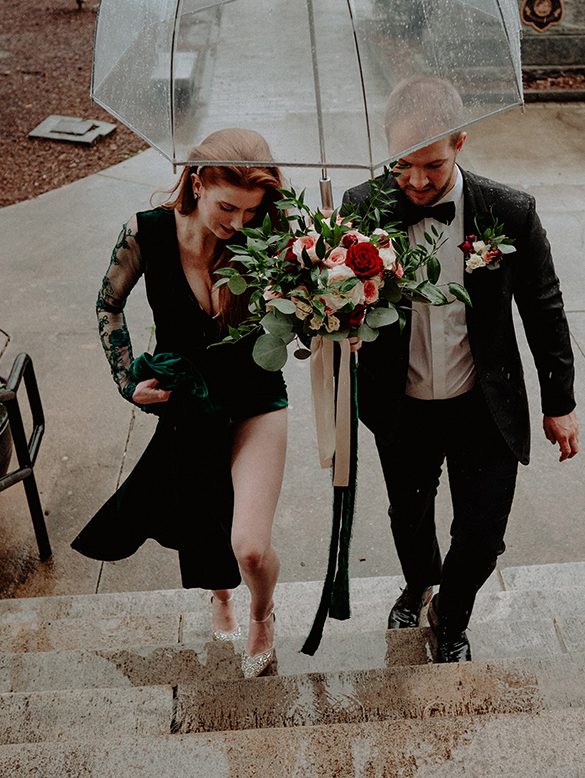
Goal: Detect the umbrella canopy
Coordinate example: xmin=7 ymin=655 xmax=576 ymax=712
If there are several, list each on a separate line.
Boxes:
xmin=93 ymin=0 xmax=523 ymax=174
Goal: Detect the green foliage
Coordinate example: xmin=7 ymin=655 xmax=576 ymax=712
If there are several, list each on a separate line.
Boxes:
xmin=212 ymin=180 xmax=471 ymax=370
xmin=252 ymin=333 xmax=288 ymax=371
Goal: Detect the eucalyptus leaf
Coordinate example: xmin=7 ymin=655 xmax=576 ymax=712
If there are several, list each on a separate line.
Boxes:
xmin=366 ymin=306 xmax=399 ymax=328
xmin=252 ymin=334 xmax=288 ymax=371
xmin=267 ymin=298 xmax=296 ymax=314
xmin=357 ymin=322 xmax=379 ymax=342
xmin=228 ymin=275 xmax=248 ymax=295
xmin=261 ymin=311 xmax=293 ymax=338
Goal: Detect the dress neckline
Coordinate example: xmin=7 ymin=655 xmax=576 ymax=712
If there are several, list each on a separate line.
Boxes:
xmin=166 ymin=208 xmax=220 ymax=321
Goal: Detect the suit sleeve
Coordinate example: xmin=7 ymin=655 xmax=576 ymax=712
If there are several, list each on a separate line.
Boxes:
xmin=513 ymin=198 xmax=576 ymax=417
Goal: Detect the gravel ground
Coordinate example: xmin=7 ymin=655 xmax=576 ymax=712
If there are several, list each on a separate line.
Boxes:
xmin=0 ymin=1 xmax=147 ymax=208
xmin=0 ymin=1 xmax=583 ymax=209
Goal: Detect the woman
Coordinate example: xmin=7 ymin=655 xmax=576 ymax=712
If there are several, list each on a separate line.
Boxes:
xmin=71 ymin=128 xmax=288 ymax=678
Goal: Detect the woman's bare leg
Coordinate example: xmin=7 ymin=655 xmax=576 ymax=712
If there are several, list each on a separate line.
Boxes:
xmin=210 ymin=588 xmax=238 ymax=633
xmin=230 ymin=408 xmax=287 ymax=656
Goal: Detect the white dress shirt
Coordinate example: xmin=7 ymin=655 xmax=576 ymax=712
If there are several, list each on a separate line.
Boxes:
xmin=406 ymin=167 xmax=476 ymax=400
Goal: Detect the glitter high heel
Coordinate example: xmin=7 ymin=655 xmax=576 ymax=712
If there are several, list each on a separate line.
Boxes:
xmin=241 ymin=609 xmax=276 ymax=679
xmin=211 ymin=593 xmax=242 ymax=642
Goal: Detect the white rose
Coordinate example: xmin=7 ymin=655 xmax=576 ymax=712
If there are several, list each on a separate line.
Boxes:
xmin=379 ymin=245 xmax=397 ymax=270
xmin=465 ymin=254 xmax=486 ymax=273
xmin=327 ymin=264 xmax=355 ymax=284
xmin=320 ymin=291 xmax=347 ymax=311
xmin=293 ymin=299 xmax=312 ymax=320
xmin=325 ymin=315 xmax=341 ymax=333
xmin=472 ymin=240 xmax=488 ymax=254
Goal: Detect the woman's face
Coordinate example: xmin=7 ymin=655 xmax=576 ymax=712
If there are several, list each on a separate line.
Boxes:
xmin=192 ymin=176 xmax=266 ymax=240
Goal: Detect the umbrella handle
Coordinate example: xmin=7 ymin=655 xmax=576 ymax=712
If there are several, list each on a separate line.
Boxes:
xmin=320 ymin=177 xmax=333 ymax=210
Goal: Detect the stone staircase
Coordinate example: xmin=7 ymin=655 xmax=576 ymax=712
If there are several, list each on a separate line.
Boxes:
xmin=1 ymin=563 xmax=585 ymax=776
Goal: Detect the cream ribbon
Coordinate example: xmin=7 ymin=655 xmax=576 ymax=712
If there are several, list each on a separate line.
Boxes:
xmin=310 ymin=336 xmax=352 ymax=488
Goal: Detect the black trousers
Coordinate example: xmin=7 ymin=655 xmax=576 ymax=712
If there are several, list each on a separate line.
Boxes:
xmin=375 ymin=386 xmax=518 ymax=633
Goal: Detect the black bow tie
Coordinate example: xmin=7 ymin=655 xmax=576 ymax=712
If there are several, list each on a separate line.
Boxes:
xmin=403 ymin=200 xmax=456 ymax=227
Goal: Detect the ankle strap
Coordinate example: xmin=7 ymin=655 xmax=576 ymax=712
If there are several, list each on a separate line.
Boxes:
xmin=251 ymin=608 xmax=274 ymax=623
xmin=211 ymin=592 xmax=234 ymax=604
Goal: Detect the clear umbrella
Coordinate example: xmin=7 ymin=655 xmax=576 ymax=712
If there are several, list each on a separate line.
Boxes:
xmin=93 ymin=0 xmax=523 ymax=187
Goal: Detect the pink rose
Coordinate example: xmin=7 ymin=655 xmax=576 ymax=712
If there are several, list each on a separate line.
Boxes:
xmin=393 ymin=262 xmax=404 ymax=279
xmin=292 ymin=234 xmax=319 ymax=265
xmin=483 ymin=248 xmax=502 ymax=264
xmin=263 ymin=288 xmax=282 ymax=301
xmin=363 ymin=278 xmax=381 ymax=305
xmin=372 ymin=228 xmax=390 ymax=248
xmin=323 ymin=246 xmax=347 ymax=268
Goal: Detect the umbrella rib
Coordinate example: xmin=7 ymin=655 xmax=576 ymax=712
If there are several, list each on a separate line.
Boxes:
xmin=306 ymin=0 xmax=327 ymax=177
xmin=345 ymin=0 xmax=374 ymax=178
xmin=494 ymin=0 xmax=524 ymax=103
xmin=169 ymin=0 xmax=185 ymax=167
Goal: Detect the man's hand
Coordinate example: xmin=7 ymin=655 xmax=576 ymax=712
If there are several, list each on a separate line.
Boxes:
xmin=543 ymin=411 xmax=580 ymax=462
xmin=132 ymin=378 xmax=171 ymax=405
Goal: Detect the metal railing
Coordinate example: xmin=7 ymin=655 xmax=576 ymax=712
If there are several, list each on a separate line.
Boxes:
xmin=0 ymin=353 xmax=51 ymax=560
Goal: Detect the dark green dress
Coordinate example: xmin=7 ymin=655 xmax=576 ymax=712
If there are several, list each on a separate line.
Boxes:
xmin=71 ymin=208 xmax=288 ymax=589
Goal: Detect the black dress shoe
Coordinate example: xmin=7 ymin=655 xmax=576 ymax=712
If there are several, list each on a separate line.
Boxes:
xmin=427 ymin=595 xmax=472 ymax=663
xmin=387 ymin=585 xmax=433 ymax=629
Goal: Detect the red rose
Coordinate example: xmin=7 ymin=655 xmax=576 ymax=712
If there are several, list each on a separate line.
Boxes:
xmin=458 ymin=240 xmax=473 ymax=255
xmin=284 ymin=237 xmax=296 ymax=263
xmin=345 ymin=242 xmax=384 ymax=279
xmin=342 ymin=233 xmax=359 ymax=248
xmin=348 ymin=305 xmax=365 ymax=328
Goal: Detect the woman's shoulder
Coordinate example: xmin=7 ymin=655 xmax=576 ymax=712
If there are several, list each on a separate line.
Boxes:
xmin=135 ymin=206 xmax=175 ymax=229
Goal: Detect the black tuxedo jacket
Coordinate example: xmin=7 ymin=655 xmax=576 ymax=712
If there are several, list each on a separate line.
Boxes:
xmin=343 ymin=169 xmax=576 ymax=465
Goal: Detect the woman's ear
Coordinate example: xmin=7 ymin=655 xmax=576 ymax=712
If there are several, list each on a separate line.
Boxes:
xmin=190 ymin=172 xmax=202 ymax=198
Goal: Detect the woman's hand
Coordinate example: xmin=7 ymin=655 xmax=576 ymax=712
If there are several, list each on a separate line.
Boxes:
xmin=349 ymin=336 xmax=362 ymax=353
xmin=132 ymin=378 xmax=172 ymax=405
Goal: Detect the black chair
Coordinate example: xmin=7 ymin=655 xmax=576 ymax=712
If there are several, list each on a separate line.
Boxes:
xmin=0 ymin=353 xmax=51 ymax=560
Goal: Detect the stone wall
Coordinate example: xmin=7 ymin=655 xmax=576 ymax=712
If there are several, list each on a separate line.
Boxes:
xmin=519 ymin=0 xmax=585 ymax=66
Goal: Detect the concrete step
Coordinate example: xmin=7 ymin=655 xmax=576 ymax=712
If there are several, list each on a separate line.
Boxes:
xmin=0 ymin=708 xmax=584 ymax=776
xmin=0 ymin=617 xmax=575 ymax=694
xmin=0 ymin=685 xmax=173 ymax=746
xmin=0 ymin=584 xmax=583 ymax=659
xmin=1 ymin=560 xmax=584 ymax=628
xmin=0 ymin=653 xmax=583 ymax=745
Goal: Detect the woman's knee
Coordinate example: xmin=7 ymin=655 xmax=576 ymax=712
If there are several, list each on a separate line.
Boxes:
xmin=232 ymin=541 xmax=271 ymax=573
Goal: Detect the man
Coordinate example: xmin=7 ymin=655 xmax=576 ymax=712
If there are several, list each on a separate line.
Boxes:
xmin=343 ymin=76 xmax=579 ymax=662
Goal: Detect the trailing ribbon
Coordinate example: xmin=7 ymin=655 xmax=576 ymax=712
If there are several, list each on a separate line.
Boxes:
xmin=310 ymin=337 xmax=352 ymax=488
xmin=302 ymin=346 xmax=358 ymax=655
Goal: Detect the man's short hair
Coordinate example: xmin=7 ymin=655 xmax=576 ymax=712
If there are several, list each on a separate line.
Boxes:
xmin=384 ymin=76 xmax=465 ymax=153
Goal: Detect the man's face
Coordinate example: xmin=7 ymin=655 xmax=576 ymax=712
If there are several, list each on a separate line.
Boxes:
xmin=391 ymin=133 xmax=467 ymax=207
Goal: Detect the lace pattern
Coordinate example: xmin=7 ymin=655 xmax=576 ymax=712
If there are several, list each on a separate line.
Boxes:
xmin=96 ymin=217 xmax=144 ymax=401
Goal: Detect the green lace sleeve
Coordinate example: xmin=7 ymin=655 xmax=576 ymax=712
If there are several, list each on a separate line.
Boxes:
xmin=96 ymin=217 xmax=144 ymax=402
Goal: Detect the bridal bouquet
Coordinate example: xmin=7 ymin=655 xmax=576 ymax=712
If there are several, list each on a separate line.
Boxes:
xmin=214 ymin=174 xmax=470 ymax=371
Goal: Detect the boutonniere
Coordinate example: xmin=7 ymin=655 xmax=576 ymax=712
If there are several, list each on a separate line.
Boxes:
xmin=459 ymin=213 xmax=516 ymax=274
